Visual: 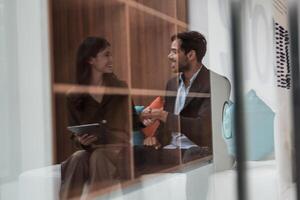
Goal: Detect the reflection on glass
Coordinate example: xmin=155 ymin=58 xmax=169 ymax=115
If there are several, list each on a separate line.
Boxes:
xmin=51 ymin=0 xmax=215 ymax=198
xmin=59 ymin=31 xmax=214 ymax=199
xmin=35 ymin=0 xmax=214 ymax=200
xmin=1 ymin=0 xmax=297 ymax=200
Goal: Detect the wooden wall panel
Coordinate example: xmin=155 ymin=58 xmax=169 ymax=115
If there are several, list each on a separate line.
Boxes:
xmin=51 ymin=0 xmax=130 ymax=162
xmin=133 ymin=0 xmax=176 ymax=18
xmin=52 ymin=0 xmax=129 ymax=84
xmin=131 ymin=0 xmax=187 ymax=23
xmin=176 ymin=0 xmax=187 ymax=22
xmin=55 ymin=94 xmax=75 ymax=162
xmin=51 ymin=0 xmax=188 ymax=163
xmin=129 ymin=7 xmax=176 ymax=106
xmin=129 ymin=8 xmax=175 ymax=91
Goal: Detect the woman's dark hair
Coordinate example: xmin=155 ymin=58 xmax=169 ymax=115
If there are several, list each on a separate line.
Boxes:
xmin=76 ymin=36 xmax=111 ymax=85
xmin=171 ymin=31 xmax=207 ymax=63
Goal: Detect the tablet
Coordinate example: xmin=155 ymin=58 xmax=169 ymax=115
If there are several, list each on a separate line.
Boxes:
xmin=67 ymin=123 xmax=106 ymax=136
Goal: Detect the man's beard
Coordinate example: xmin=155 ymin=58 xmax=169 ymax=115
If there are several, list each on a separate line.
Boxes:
xmin=178 ymin=62 xmax=190 ymax=73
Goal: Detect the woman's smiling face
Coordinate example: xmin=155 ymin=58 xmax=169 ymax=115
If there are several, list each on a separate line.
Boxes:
xmin=89 ymin=46 xmax=113 ymax=74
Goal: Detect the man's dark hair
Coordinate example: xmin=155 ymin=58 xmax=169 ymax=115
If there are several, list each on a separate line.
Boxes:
xmin=171 ymin=31 xmax=207 ymax=63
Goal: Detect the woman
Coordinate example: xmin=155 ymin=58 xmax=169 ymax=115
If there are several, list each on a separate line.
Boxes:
xmin=60 ymin=37 xmax=140 ymax=199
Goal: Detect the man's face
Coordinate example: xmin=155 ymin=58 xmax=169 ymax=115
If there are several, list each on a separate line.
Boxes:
xmin=167 ymin=39 xmax=190 ymax=73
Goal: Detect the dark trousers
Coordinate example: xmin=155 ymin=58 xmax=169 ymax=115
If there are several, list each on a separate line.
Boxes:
xmin=60 ymin=146 xmax=210 ymax=199
xmin=134 ymin=146 xmax=211 ymax=176
xmin=60 ymin=146 xmax=130 ymax=199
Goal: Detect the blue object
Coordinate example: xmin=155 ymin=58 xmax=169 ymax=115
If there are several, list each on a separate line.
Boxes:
xmin=133 ymin=106 xmax=145 ymax=145
xmin=222 ymin=100 xmax=236 ymax=156
xmin=135 ymin=106 xmax=145 ymax=114
xmin=222 ymin=90 xmax=275 ymax=160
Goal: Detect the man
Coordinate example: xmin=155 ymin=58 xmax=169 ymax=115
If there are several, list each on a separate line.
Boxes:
xmin=141 ymin=31 xmax=212 ymax=164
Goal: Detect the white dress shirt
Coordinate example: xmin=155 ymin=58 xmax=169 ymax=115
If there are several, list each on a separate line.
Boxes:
xmin=164 ymin=68 xmax=201 ymax=149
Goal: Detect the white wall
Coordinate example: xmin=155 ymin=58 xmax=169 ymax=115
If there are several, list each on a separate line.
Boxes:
xmin=17 ymin=0 xmax=53 ymax=172
xmin=205 ymin=0 xmax=295 ymax=200
xmin=0 ymin=0 xmax=21 ymax=183
xmin=207 ymin=0 xmax=275 ymax=107
xmin=242 ymin=0 xmax=275 ymax=110
xmin=188 ymin=0 xmax=209 ymax=66
xmin=273 ymin=0 xmax=295 ymax=199
xmin=207 ymin=0 xmax=233 ymax=84
xmin=0 ymin=0 xmax=53 ymax=199
xmin=206 ymin=0 xmax=276 ymax=155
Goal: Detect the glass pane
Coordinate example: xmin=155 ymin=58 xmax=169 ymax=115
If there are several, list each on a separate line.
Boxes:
xmin=4 ymin=0 xmax=297 ymax=199
xmin=207 ymin=0 xmax=295 ymax=200
xmin=51 ymin=0 xmax=213 ymax=199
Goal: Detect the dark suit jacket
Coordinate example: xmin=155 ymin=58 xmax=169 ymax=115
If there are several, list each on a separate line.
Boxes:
xmin=157 ymin=66 xmax=212 ymax=148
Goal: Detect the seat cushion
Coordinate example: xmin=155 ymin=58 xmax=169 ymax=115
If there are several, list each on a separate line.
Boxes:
xmin=207 ymin=160 xmax=278 ymax=200
xmin=222 ymin=90 xmax=275 ymax=160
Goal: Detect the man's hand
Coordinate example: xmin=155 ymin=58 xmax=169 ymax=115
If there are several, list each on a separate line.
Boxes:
xmin=141 ymin=108 xmax=168 ymax=122
xmin=76 ymin=134 xmax=98 ymax=146
xmin=143 ymin=118 xmax=155 ymax=126
xmin=143 ymin=136 xmax=161 ymax=149
xmin=140 ymin=108 xmax=155 ymax=126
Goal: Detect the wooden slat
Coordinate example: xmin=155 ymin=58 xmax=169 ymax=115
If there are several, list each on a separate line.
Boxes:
xmin=118 ymin=0 xmax=188 ymax=28
xmin=53 ymin=83 xmax=211 ymax=98
xmin=50 ymin=0 xmax=191 ymax=164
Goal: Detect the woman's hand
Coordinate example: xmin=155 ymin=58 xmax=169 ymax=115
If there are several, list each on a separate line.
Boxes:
xmin=76 ymin=134 xmax=98 ymax=146
xmin=141 ymin=108 xmax=168 ymax=122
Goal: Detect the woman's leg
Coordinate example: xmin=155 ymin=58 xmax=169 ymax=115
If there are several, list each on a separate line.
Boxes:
xmin=88 ymin=147 xmax=121 ymax=190
xmin=88 ymin=146 xmax=131 ymax=194
xmin=60 ymin=150 xmax=91 ymax=199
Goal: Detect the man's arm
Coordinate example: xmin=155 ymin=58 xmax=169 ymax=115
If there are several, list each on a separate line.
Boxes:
xmin=142 ymin=98 xmax=212 ymax=147
xmin=164 ymin=98 xmax=212 ymax=147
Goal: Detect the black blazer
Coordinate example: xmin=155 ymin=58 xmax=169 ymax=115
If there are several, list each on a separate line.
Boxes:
xmin=67 ymin=76 xmax=142 ymax=148
xmin=157 ymin=66 xmax=212 ymax=148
